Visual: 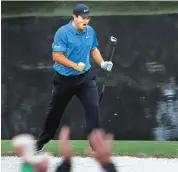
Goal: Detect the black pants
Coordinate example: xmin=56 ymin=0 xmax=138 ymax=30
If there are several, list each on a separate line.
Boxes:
xmin=37 ymin=68 xmax=100 ymax=146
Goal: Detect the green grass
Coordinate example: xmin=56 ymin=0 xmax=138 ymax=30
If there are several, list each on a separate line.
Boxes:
xmin=2 ymin=1 xmax=178 ymax=18
xmin=2 ymin=140 xmax=178 ymax=155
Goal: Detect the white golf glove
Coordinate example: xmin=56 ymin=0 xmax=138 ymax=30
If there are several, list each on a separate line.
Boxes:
xmin=100 ymin=61 xmax=113 ymax=71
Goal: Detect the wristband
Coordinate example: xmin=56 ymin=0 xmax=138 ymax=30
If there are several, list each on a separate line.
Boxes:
xmin=55 ymin=158 xmax=71 ymax=172
xmin=101 ymin=161 xmax=117 ymax=172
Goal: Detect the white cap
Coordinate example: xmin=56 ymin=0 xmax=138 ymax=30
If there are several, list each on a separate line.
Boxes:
xmin=12 ymin=134 xmax=35 ymax=156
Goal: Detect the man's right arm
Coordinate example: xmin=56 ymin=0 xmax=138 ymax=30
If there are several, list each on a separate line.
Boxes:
xmin=52 ymin=28 xmax=78 ymax=70
xmin=52 ymin=28 xmax=84 ymax=71
xmin=52 ymin=52 xmax=78 ymax=70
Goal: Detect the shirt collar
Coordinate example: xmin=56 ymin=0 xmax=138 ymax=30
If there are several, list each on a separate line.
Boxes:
xmin=68 ymin=20 xmax=87 ymax=35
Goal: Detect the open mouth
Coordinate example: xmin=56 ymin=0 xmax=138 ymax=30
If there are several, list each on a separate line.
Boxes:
xmin=83 ymin=24 xmax=87 ymax=27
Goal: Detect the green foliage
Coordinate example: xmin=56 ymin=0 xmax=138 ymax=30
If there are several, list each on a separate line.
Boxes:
xmin=2 ymin=1 xmax=178 ymax=18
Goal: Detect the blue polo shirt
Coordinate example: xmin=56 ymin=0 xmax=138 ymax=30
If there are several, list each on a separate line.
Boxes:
xmin=52 ymin=20 xmax=99 ymax=76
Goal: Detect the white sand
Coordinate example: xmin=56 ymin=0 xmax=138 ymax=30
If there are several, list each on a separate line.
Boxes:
xmin=1 ymin=156 xmax=178 ymax=172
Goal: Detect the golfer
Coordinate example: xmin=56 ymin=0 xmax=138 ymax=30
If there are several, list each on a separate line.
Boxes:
xmin=36 ymin=4 xmax=113 ymax=152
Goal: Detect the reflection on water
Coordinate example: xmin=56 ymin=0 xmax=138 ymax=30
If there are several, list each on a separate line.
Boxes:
xmin=154 ymin=78 xmax=178 ymax=140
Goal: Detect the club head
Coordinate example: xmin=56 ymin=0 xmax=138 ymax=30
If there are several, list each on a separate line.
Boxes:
xmin=110 ymin=36 xmax=117 ymax=43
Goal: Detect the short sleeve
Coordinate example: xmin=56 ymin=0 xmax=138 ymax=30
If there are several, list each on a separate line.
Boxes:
xmin=52 ymin=28 xmax=67 ymax=52
xmin=92 ymin=30 xmax=99 ymax=49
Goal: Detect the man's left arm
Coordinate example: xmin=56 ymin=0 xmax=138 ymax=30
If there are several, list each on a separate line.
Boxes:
xmin=90 ymin=30 xmax=113 ymax=71
xmin=90 ymin=47 xmax=104 ymax=65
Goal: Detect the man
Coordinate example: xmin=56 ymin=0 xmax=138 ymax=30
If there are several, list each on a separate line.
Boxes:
xmin=36 ymin=3 xmax=113 ymax=152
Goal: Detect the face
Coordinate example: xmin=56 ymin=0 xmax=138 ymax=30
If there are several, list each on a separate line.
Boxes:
xmin=14 ymin=145 xmax=25 ymax=157
xmin=73 ymin=15 xmax=90 ymax=30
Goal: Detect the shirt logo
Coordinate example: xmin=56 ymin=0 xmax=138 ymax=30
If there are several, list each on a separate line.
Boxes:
xmin=54 ymin=45 xmax=61 ymax=48
xmin=84 ymin=9 xmax=89 ymax=12
xmin=86 ymin=36 xmax=90 ymax=39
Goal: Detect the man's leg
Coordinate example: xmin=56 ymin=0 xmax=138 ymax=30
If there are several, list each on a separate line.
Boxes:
xmin=36 ymin=74 xmax=75 ymax=150
xmin=76 ymin=79 xmax=101 ymax=149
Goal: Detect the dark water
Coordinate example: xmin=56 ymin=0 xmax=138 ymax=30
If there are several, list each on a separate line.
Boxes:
xmin=1 ymin=15 xmax=178 ymax=140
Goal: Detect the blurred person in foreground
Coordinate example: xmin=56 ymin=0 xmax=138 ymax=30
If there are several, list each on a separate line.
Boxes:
xmin=12 ymin=127 xmax=118 ymax=172
xmin=56 ymin=126 xmax=118 ymax=172
xmin=12 ymin=134 xmax=50 ymax=172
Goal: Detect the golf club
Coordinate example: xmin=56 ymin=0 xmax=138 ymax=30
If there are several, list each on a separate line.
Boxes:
xmin=99 ymin=36 xmax=118 ymax=103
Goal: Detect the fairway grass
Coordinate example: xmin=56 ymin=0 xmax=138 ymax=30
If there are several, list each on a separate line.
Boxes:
xmin=2 ymin=140 xmax=178 ymax=156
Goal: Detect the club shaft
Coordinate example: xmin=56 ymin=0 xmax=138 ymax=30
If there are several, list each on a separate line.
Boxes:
xmin=99 ymin=39 xmax=117 ymax=103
